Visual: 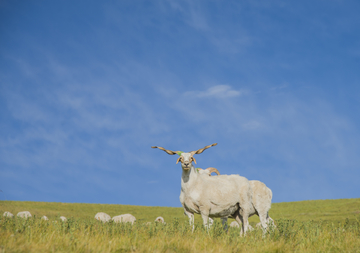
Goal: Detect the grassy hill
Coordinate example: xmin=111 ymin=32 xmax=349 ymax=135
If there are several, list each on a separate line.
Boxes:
xmin=1 ymin=198 xmax=359 ymax=224
xmin=1 ymin=199 xmax=359 ymax=252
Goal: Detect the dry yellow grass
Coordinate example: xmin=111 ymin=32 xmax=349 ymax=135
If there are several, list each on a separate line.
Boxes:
xmin=1 ymin=199 xmax=360 ymax=252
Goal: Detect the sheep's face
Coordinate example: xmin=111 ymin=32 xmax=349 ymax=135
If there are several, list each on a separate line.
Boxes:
xmin=177 ymin=152 xmax=196 ymax=170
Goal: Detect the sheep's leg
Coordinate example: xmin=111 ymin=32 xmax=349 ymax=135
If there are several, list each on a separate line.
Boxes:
xmin=200 ymin=210 xmax=210 ymax=230
xmin=221 ymin=218 xmax=228 ymax=231
xmin=201 ymin=214 xmax=209 ymax=230
xmin=208 ymin=217 xmax=214 ymax=228
xmin=237 ymin=209 xmax=250 ymax=236
xmin=184 ymin=209 xmax=195 ymax=232
xmin=259 ymin=212 xmax=268 ymax=234
xmin=267 ymin=216 xmax=276 ymax=229
xmin=234 ymin=212 xmax=245 ymax=236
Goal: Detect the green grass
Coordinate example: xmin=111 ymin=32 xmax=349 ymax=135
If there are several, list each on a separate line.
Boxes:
xmin=1 ymin=198 xmax=359 ymax=224
xmin=1 ymin=199 xmax=360 ymax=252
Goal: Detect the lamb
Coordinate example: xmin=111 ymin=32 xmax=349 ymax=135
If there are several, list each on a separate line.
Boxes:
xmin=230 ymin=221 xmax=240 ymax=228
xmin=3 ymin=211 xmax=14 ymax=218
xmin=17 ymin=211 xmax=32 ymax=219
xmin=154 ymin=216 xmax=166 ymax=224
xmin=60 ymin=216 xmax=67 ymax=222
xmin=112 ymin=214 xmax=136 ymax=225
xmin=41 ymin=216 xmax=49 ymax=221
xmin=152 ymin=143 xmax=253 ymax=236
xmin=95 ymin=212 xmax=111 ymax=223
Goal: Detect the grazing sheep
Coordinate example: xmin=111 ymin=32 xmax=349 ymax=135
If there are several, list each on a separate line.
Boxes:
xmin=221 ymin=180 xmax=275 ymax=232
xmin=230 ymin=221 xmax=240 ymax=228
xmin=95 ymin=212 xmax=111 ymax=223
xmin=206 ymin=169 xmax=274 ymax=232
xmin=248 ymin=180 xmax=275 ymax=231
xmin=17 ymin=211 xmax=32 ymax=219
xmin=229 ymin=220 xmax=254 ymax=230
xmin=60 ymin=216 xmax=67 ymax=222
xmin=154 ymin=216 xmax=166 ymax=224
xmin=3 ymin=211 xmax=14 ymax=218
xmin=152 ymin=143 xmax=253 ymax=236
xmin=41 ymin=216 xmax=49 ymax=221
xmin=112 ymin=214 xmax=136 ymax=225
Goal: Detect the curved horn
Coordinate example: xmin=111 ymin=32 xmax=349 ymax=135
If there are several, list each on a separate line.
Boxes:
xmin=190 ymin=143 xmax=217 ymax=155
xmin=151 ymin=146 xmax=181 ymax=155
xmin=205 ymin=167 xmax=220 ymax=176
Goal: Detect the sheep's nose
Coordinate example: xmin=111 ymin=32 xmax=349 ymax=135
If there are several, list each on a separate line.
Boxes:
xmin=184 ymin=162 xmax=189 ymax=167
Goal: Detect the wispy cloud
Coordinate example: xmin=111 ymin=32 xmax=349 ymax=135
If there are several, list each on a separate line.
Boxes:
xmin=185 ymin=85 xmax=245 ymax=98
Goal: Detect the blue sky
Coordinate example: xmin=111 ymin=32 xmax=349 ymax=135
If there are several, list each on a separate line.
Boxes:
xmin=0 ymin=0 xmax=359 ymax=207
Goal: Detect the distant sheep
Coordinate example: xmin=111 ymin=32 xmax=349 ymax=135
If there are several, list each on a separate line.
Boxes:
xmin=154 ymin=216 xmax=166 ymax=224
xmin=112 ymin=214 xmax=136 ymax=225
xmin=17 ymin=211 xmax=32 ymax=219
xmin=60 ymin=216 xmax=67 ymax=222
xmin=41 ymin=216 xmax=49 ymax=221
xmin=229 ymin=220 xmax=254 ymax=230
xmin=230 ymin=221 xmax=240 ymax=228
xmin=3 ymin=211 xmax=14 ymax=218
xmin=95 ymin=212 xmax=111 ymax=223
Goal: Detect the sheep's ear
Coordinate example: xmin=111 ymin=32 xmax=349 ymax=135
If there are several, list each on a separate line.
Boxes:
xmin=192 ymin=157 xmax=197 ymax=164
xmin=176 ymin=157 xmax=181 ymax=164
xmin=190 ymin=143 xmax=217 ymax=155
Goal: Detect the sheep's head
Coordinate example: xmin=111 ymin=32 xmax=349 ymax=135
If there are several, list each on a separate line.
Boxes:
xmin=176 ymin=152 xmax=196 ymax=170
xmin=151 ymin=143 xmax=217 ymax=171
xmin=198 ymin=167 xmax=220 ymax=176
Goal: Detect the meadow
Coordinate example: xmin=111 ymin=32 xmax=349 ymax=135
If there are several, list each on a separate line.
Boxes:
xmin=1 ymin=198 xmax=360 ymax=252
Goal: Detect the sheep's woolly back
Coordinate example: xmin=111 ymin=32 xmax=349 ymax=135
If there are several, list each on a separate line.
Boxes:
xmin=41 ymin=216 xmax=49 ymax=221
xmin=112 ymin=214 xmax=136 ymax=224
xmin=17 ymin=211 xmax=32 ymax=219
xmin=95 ymin=212 xmax=111 ymax=223
xmin=249 ymin=180 xmax=272 ymax=215
xmin=154 ymin=216 xmax=165 ymax=223
xmin=230 ymin=221 xmax=240 ymax=228
xmin=60 ymin=216 xmax=67 ymax=222
xmin=3 ymin=211 xmax=14 ymax=218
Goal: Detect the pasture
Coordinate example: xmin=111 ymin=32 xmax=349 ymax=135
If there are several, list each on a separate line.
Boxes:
xmin=1 ymin=199 xmax=360 ymax=252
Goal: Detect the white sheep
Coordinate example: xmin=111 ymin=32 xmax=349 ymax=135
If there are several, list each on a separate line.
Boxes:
xmin=112 ymin=214 xmax=136 ymax=225
xmin=197 ymin=167 xmax=220 ymax=176
xmin=60 ymin=216 xmax=67 ymax=222
xmin=230 ymin=220 xmax=240 ymax=228
xmin=154 ymin=216 xmax=166 ymax=224
xmin=152 ymin=143 xmax=253 ymax=236
xmin=17 ymin=211 xmax=32 ymax=219
xmin=205 ymin=169 xmax=275 ymax=232
xmin=41 ymin=216 xmax=49 ymax=221
xmin=3 ymin=211 xmax=14 ymax=218
xmin=223 ymin=180 xmax=275 ymax=232
xmin=247 ymin=180 xmax=275 ymax=230
xmin=95 ymin=212 xmax=111 ymax=223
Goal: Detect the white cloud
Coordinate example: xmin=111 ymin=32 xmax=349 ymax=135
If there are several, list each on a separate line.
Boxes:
xmin=185 ymin=85 xmax=244 ymax=98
